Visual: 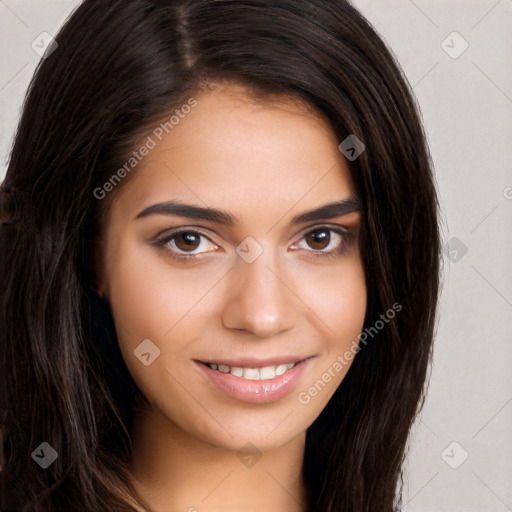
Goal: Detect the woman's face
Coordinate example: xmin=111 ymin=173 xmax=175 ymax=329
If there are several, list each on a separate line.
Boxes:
xmin=97 ymin=82 xmax=367 ymax=452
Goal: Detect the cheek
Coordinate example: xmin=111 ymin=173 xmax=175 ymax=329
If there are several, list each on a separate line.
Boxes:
xmin=292 ymin=260 xmax=366 ymax=415
xmin=104 ymin=240 xmax=225 ymax=385
xmin=332 ymin=265 xmax=367 ymax=349
xmin=105 ymin=243 xmax=201 ymax=408
xmin=298 ymin=256 xmax=367 ymax=351
xmin=106 ymin=238 xmax=214 ymax=342
xmin=107 ymin=251 xmax=171 ymax=346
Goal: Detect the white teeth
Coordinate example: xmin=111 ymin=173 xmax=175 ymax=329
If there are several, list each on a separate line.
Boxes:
xmin=259 ymin=366 xmax=276 ymax=380
xmin=207 ymin=362 xmax=296 ymax=380
xmin=275 ymin=364 xmax=288 ymax=376
xmin=243 ymin=368 xmax=260 ymax=380
xmin=230 ymin=366 xmax=243 ymax=377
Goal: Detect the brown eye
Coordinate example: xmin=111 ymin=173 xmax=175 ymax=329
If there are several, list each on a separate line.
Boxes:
xmin=292 ymin=226 xmax=353 ymax=259
xmin=306 ymin=229 xmax=330 ymax=250
xmin=174 ymin=232 xmax=201 ymax=252
xmin=153 ymin=229 xmax=220 ymax=262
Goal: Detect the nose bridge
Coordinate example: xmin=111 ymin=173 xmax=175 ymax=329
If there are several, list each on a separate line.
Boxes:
xmin=221 ymin=241 xmax=297 ymax=337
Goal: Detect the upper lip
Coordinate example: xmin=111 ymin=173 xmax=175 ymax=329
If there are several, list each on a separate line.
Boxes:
xmin=197 ymin=355 xmax=313 ymax=367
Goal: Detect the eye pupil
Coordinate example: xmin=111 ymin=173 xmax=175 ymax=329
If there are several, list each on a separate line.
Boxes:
xmin=175 ymin=232 xmax=200 ymax=251
xmin=307 ymin=229 xmax=330 ymax=250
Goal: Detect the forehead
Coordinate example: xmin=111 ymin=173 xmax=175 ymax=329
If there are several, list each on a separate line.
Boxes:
xmin=109 ymin=82 xmax=356 ymax=225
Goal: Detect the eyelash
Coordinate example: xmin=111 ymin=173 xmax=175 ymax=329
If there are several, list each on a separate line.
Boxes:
xmin=152 ymin=226 xmax=354 ymax=263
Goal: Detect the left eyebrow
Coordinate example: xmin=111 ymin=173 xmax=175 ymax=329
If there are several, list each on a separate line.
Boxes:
xmin=135 ymin=197 xmax=361 ymax=226
xmin=290 ymin=198 xmax=361 ymax=225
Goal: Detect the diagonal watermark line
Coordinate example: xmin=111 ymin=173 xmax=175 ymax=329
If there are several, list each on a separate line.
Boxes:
xmin=201 ymin=470 xmax=234 ymax=502
xmin=403 ymin=472 xmax=440 ymax=508
xmin=471 ymin=265 xmax=512 ymax=308
xmin=113 ymin=317 xmax=132 ymax=337
xmin=163 ymin=267 xmax=234 ymax=338
xmin=165 ymin=163 xmax=208 ymax=207
xmin=265 ymin=265 xmax=337 ymax=335
xmin=266 ymin=470 xmax=301 ymax=504
xmin=164 ymin=368 xmax=234 ymax=438
xmin=408 ymin=0 xmax=439 ymax=28
xmin=265 ymin=409 xmax=294 ymax=438
xmin=265 ymin=164 xmax=335 ymax=235
xmin=0 ymin=0 xmax=29 ymax=28
xmin=419 ymin=418 xmax=439 ymax=439
xmin=0 ymin=62 xmax=29 ymax=92
xmin=472 ymin=396 xmax=512 ymax=438
xmin=470 ymin=204 xmax=499 ymax=233
xmin=472 ymin=471 xmax=512 ymax=511
xmin=413 ymin=62 xmax=440 ymax=89
xmin=472 ymin=61 xmax=512 ymax=105
xmin=472 ymin=0 xmax=502 ymax=29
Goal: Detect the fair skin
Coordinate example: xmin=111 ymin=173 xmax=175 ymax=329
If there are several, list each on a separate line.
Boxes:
xmin=96 ymin=82 xmax=367 ymax=512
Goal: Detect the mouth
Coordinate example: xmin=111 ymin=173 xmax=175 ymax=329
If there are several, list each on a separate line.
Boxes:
xmin=195 ymin=356 xmax=314 ymax=403
xmin=201 ymin=361 xmax=297 ymax=381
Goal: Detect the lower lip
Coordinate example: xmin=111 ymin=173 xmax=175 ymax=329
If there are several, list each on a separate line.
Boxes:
xmin=197 ymin=360 xmax=309 ymax=403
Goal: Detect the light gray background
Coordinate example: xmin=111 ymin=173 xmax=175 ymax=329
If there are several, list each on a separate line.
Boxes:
xmin=1 ymin=1 xmax=511 ymax=510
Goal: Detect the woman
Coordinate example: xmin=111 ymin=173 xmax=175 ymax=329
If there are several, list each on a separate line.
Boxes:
xmin=0 ymin=0 xmax=441 ymax=510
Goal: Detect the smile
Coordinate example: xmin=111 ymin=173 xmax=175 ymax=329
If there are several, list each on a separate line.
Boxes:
xmin=196 ymin=358 xmax=312 ymax=403
xmin=206 ymin=362 xmax=296 ymax=380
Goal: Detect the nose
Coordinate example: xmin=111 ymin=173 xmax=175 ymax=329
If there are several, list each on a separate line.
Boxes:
xmin=221 ymin=251 xmax=297 ymax=338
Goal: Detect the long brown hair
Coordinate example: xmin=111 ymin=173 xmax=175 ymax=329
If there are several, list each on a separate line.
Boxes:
xmin=0 ymin=1 xmax=441 ymax=510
